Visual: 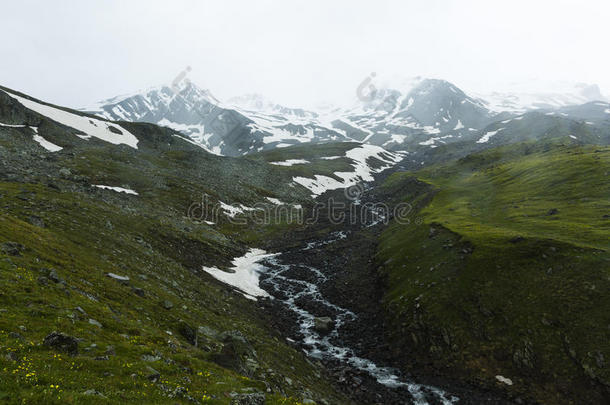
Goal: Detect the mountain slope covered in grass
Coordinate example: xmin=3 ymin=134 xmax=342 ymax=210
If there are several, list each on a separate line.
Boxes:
xmin=0 ymin=85 xmax=357 ymax=404
xmin=377 ymin=142 xmax=609 ymax=404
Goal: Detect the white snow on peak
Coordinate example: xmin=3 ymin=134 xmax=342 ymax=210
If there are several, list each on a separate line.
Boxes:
xmin=2 ymin=90 xmax=139 ymax=149
xmin=453 ymin=120 xmax=464 ymax=130
xmin=94 ymin=185 xmax=139 ymax=195
xmin=202 ymin=248 xmax=275 ymax=300
xmin=270 ymin=159 xmax=310 ymax=166
xmin=293 ymin=144 xmax=402 ymax=197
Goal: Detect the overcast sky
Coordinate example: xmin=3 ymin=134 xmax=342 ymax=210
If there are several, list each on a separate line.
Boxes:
xmin=1 ymin=0 xmax=608 ymax=109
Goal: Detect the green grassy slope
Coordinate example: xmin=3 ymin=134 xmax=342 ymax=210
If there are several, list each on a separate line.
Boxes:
xmin=0 ymin=90 xmax=349 ymax=404
xmin=377 ymin=143 xmax=610 ymax=404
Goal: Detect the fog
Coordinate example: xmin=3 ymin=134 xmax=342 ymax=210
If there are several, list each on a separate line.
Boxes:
xmin=1 ymin=0 xmax=608 ymax=109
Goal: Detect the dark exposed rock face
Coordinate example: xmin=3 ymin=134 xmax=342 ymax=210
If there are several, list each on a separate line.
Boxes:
xmin=43 ymin=331 xmax=79 ymax=355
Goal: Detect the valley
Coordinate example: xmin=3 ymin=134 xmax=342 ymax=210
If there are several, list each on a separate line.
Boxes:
xmin=0 ymin=80 xmax=608 ymax=405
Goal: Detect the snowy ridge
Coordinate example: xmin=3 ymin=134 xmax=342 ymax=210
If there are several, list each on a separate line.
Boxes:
xmin=81 ymin=77 xmax=609 ymax=156
xmin=2 ymin=90 xmax=138 ymax=149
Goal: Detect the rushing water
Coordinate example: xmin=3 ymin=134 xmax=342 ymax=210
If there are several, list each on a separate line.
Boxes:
xmin=257 ymin=232 xmax=459 ymax=405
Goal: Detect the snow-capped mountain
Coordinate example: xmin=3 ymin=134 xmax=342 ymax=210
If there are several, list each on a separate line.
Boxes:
xmin=84 ymin=84 xmax=350 ymax=156
xmin=82 ymin=83 xmax=260 ymax=156
xmin=327 ymin=78 xmax=496 ymax=150
xmin=84 ymin=77 xmax=609 ymax=156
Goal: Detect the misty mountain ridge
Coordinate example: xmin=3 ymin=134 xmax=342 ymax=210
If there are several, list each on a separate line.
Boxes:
xmin=81 ymin=77 xmax=609 ymax=157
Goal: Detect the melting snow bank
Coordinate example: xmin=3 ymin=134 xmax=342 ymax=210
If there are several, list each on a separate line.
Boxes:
xmin=203 ymin=249 xmax=276 ymax=300
xmin=1 ymin=89 xmax=139 ymax=149
xmin=33 ymin=133 xmax=63 ymax=152
xmin=94 ymin=185 xmax=139 ymax=195
xmin=293 ymin=144 xmax=403 ymax=197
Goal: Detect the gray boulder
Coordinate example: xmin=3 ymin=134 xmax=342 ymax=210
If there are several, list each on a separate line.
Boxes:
xmin=313 ymin=317 xmax=334 ymax=334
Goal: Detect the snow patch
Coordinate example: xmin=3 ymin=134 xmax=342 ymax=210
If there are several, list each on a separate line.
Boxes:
xmin=94 ymin=185 xmax=138 ymax=195
xmin=219 ymin=201 xmax=259 ymax=217
xmin=293 ymin=144 xmax=402 ymax=197
xmin=266 ymin=197 xmax=284 ymax=205
xmin=495 ymin=375 xmax=513 ymax=386
xmin=33 ymin=133 xmax=63 ymax=152
xmin=419 ymin=134 xmax=453 ymax=147
xmin=476 ymin=128 xmax=504 ymax=143
xmin=270 ymin=159 xmax=310 ymax=166
xmin=202 ymin=249 xmax=275 ymax=300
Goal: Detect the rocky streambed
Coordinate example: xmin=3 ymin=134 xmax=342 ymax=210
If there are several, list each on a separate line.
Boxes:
xmin=255 ymin=185 xmax=517 ymax=405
